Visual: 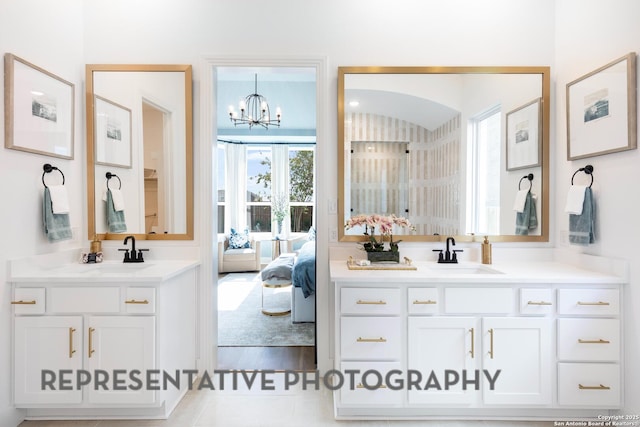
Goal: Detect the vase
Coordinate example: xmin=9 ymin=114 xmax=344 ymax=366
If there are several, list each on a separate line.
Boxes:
xmin=366 ymin=250 xmax=400 ymax=263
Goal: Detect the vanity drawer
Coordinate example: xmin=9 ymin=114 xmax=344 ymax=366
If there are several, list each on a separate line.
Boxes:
xmin=341 ymin=288 xmax=401 ymax=315
xmin=340 ymin=317 xmax=401 ymax=360
xmin=49 ymin=287 xmax=120 ymax=313
xmin=557 ymin=288 xmax=619 ymax=316
xmin=124 ymin=287 xmax=156 ymax=314
xmin=520 ymin=288 xmax=554 ymax=315
xmin=339 ymin=361 xmax=403 ymax=406
xmin=12 ymin=288 xmax=46 ymax=314
xmin=408 ymin=288 xmax=439 ymax=314
xmin=557 ymin=318 xmax=620 ymax=361
xmin=558 ymin=363 xmax=621 ymax=407
xmin=444 ymin=288 xmax=512 ymax=314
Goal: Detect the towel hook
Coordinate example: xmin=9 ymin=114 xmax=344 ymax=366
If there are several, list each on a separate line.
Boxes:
xmin=42 ymin=164 xmax=65 ymax=188
xmin=518 ymin=173 xmax=534 ymax=192
xmin=571 ymin=165 xmax=594 ymax=188
xmin=106 ymin=172 xmax=122 ymax=190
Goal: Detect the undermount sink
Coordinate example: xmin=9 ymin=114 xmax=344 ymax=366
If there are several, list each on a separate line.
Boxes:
xmin=428 ymin=264 xmax=503 ymax=275
xmin=94 ymin=263 xmax=153 ymax=272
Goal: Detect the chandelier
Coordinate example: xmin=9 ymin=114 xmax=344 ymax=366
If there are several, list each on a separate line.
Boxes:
xmin=228 ymin=74 xmax=281 ymax=129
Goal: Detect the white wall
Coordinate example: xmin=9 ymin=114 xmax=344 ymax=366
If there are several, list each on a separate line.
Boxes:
xmin=5 ymin=0 xmax=639 ymax=424
xmin=554 ymin=0 xmax=640 ymax=414
xmin=0 ymin=1 xmax=85 ymax=424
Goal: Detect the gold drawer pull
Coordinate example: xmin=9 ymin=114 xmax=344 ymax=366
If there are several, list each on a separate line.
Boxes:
xmin=357 ymin=337 xmax=387 ymax=343
xmin=68 ymin=327 xmax=76 ymax=358
xmin=469 ymin=328 xmax=475 ymax=359
xmin=356 ymin=299 xmax=386 ymax=305
xmin=577 ymin=301 xmax=610 ymax=306
xmin=88 ymin=327 xmax=96 ymax=358
xmin=357 ymin=383 xmax=387 ymax=389
xmin=413 ymin=299 xmax=437 ymax=305
xmin=578 ymin=338 xmax=610 ymax=344
xmin=579 ymin=384 xmax=611 ymax=390
xmin=527 ymin=300 xmax=552 ymax=306
xmin=125 ymin=299 xmax=149 ymax=304
xmin=488 ymin=328 xmax=494 ymax=359
xmin=11 ymin=300 xmax=36 ymax=305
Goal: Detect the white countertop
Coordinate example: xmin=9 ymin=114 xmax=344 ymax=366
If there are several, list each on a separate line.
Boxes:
xmin=9 ymin=259 xmax=200 ymax=283
xmin=330 ymin=260 xmax=626 ymax=284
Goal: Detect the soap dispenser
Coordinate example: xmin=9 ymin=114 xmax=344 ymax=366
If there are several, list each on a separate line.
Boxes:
xmin=481 ymin=236 xmax=492 ymax=265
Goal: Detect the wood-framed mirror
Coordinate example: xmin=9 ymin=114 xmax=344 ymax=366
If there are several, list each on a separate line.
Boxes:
xmin=86 ymin=64 xmax=193 ymax=240
xmin=338 ymin=66 xmax=550 ymax=243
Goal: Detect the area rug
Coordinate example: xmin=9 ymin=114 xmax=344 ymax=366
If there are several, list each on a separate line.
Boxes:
xmin=217 ymin=273 xmax=315 ymax=347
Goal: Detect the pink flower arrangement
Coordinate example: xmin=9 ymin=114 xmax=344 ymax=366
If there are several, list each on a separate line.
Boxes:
xmin=345 ymin=214 xmax=415 ymax=252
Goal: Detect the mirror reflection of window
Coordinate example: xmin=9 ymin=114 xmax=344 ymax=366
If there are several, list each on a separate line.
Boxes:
xmin=468 ymin=106 xmax=501 ymax=235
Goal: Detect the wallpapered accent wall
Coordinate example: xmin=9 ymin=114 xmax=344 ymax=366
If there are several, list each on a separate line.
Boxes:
xmin=345 ymin=112 xmax=461 ymax=236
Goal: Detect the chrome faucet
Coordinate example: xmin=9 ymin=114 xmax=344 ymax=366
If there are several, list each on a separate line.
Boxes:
xmin=433 ymin=237 xmax=463 ymax=263
xmin=120 ymin=235 xmax=148 ymax=263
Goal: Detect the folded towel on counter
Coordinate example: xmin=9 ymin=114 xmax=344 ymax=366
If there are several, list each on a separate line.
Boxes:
xmin=48 ymin=184 xmax=70 ymax=214
xmin=515 ymin=192 xmax=538 ymax=235
xmin=565 ymin=185 xmax=587 ymax=215
xmin=102 ymin=188 xmax=125 ymax=211
xmin=569 ymin=187 xmax=594 ymax=245
xmin=106 ymin=189 xmax=127 ymax=233
xmin=43 ymin=188 xmax=72 ymax=242
xmin=513 ymin=189 xmax=529 ymax=213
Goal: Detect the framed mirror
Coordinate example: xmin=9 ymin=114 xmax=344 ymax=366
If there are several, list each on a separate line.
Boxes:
xmin=338 ymin=66 xmax=550 ymax=243
xmin=86 ymin=64 xmax=193 ymax=240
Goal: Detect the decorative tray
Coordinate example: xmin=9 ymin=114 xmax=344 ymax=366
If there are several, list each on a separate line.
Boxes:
xmin=346 ymin=260 xmax=417 ymax=271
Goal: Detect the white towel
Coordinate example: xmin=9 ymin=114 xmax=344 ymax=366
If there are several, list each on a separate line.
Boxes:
xmin=48 ymin=185 xmax=70 ymax=214
xmin=513 ymin=190 xmax=529 ymax=213
xmin=102 ymin=188 xmax=125 ymax=212
xmin=565 ymin=185 xmax=587 ymax=215
xmin=109 ymin=189 xmax=125 ymax=212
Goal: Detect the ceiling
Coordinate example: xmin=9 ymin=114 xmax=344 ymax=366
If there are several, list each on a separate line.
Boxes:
xmin=215 ymin=67 xmax=459 ymax=142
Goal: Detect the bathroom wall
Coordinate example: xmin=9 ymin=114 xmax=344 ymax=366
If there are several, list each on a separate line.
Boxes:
xmin=7 ymin=0 xmax=640 ymax=424
xmin=0 ymin=1 xmax=85 ymax=424
xmin=554 ymin=0 xmax=640 ymax=414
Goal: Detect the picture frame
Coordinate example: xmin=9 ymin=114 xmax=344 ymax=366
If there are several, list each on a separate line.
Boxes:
xmin=506 ymin=97 xmax=541 ymax=171
xmin=566 ymin=52 xmax=637 ymax=160
xmin=94 ymin=95 xmax=132 ymax=168
xmin=4 ymin=53 xmax=75 ymax=159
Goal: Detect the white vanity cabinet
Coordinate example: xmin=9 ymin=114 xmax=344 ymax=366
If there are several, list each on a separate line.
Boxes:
xmin=10 ymin=260 xmax=198 ymax=420
xmin=331 ymin=260 xmax=625 ymax=421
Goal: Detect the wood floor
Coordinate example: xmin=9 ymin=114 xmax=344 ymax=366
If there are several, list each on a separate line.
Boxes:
xmin=217 ymin=346 xmax=316 ymax=371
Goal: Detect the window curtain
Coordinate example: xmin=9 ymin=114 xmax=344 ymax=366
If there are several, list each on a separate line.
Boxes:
xmin=225 ymin=143 xmax=247 ymax=233
xmin=271 ymin=144 xmax=290 ymax=237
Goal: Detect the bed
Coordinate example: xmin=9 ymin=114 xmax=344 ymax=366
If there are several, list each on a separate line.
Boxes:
xmin=261 ymin=239 xmax=316 ymax=323
xmin=291 ymin=240 xmax=316 ymax=323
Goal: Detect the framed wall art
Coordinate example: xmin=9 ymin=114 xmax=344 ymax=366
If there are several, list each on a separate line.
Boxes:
xmin=4 ymin=53 xmax=75 ymax=159
xmin=506 ymin=97 xmax=541 ymax=171
xmin=94 ymin=95 xmax=132 ymax=168
xmin=566 ymin=52 xmax=637 ymax=160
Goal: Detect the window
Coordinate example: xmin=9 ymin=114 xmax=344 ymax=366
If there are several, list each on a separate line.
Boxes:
xmin=289 ymin=147 xmax=315 ymax=232
xmin=246 ymin=146 xmax=272 ymax=232
xmin=468 ymin=106 xmax=501 ymax=235
xmin=218 ymin=142 xmax=315 ymax=235
xmin=216 ymin=144 xmax=226 ymax=233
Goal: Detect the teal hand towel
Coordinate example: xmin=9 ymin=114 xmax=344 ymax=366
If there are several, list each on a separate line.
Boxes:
xmin=106 ymin=189 xmax=127 ymax=233
xmin=43 ymin=188 xmax=72 ymax=242
xmin=515 ymin=192 xmax=538 ymax=235
xmin=569 ymin=187 xmax=594 ymax=245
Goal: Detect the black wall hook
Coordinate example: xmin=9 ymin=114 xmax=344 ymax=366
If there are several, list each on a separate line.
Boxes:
xmin=42 ymin=164 xmax=65 ymax=188
xmin=106 ymin=172 xmax=122 ymax=190
xmin=571 ymin=165 xmax=594 ymax=188
xmin=518 ymin=173 xmax=534 ymax=192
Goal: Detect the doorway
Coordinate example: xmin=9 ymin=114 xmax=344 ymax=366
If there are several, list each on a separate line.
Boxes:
xmin=214 ymin=65 xmax=317 ymax=371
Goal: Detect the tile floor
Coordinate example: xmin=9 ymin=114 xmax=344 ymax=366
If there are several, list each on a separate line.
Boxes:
xmin=18 ymin=374 xmax=555 ymax=427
